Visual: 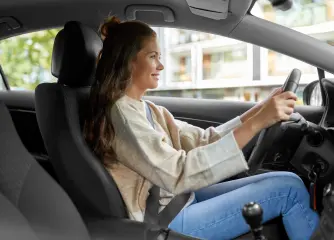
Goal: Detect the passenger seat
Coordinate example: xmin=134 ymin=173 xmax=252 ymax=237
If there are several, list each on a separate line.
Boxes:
xmin=0 ymin=191 xmax=39 ymax=240
xmin=0 ymin=101 xmax=91 ymax=240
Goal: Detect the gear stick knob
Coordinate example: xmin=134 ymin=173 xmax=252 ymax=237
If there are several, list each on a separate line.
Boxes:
xmin=242 ymin=202 xmax=267 ymax=240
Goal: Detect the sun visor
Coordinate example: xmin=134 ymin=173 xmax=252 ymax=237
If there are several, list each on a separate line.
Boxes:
xmin=185 ymin=0 xmax=230 ymax=20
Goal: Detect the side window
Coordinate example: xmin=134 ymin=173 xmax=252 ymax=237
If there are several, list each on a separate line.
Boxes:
xmin=146 ymin=26 xmax=334 ymax=106
xmin=0 ymin=29 xmax=60 ymax=90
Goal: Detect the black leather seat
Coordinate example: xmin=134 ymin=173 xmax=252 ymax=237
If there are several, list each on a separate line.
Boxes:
xmin=35 ymin=21 xmax=127 ymax=220
xmin=0 ymin=191 xmax=39 ymax=240
xmin=0 ymin=101 xmax=91 ymax=240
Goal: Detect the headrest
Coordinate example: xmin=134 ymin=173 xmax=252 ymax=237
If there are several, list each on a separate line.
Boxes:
xmin=51 ymin=21 xmax=103 ymax=88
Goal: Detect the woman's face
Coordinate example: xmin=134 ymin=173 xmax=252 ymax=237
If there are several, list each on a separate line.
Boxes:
xmin=131 ymin=36 xmax=164 ymax=91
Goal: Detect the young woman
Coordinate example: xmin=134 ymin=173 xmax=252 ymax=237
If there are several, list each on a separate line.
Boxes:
xmin=85 ymin=16 xmax=319 ymax=240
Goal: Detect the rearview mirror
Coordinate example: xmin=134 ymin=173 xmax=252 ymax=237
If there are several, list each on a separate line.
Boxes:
xmin=303 ymin=81 xmax=323 ymax=106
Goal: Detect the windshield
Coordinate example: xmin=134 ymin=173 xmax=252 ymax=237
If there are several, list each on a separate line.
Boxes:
xmin=251 ymin=0 xmax=334 ymax=46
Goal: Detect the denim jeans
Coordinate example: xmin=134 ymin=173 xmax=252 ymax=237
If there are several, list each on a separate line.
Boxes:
xmin=168 ymin=171 xmax=319 ymax=240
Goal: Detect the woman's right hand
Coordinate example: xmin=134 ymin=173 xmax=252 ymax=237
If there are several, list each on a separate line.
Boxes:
xmin=253 ymin=90 xmax=297 ymax=130
xmin=233 ymin=90 xmax=297 ymax=150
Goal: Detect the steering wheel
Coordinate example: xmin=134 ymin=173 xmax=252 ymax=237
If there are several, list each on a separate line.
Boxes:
xmin=247 ymin=68 xmax=302 ymax=174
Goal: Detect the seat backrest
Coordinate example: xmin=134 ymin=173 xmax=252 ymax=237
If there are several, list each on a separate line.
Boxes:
xmin=0 ymin=191 xmax=38 ymax=240
xmin=35 ymin=21 xmax=127 ymax=219
xmin=0 ymin=102 xmax=91 ymax=240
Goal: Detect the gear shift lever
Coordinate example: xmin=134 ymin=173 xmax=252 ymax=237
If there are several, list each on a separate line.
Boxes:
xmin=242 ymin=202 xmax=267 ymax=240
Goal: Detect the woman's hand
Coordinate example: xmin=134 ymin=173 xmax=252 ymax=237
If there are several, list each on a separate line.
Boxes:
xmin=240 ymin=88 xmax=283 ymax=123
xmin=260 ymin=87 xmax=283 ymax=105
xmin=234 ymin=88 xmax=297 ymax=150
xmin=253 ymin=90 xmax=297 ymax=130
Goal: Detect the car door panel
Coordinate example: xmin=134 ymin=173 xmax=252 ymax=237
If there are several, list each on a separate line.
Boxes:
xmin=0 ymin=91 xmax=324 ymax=166
xmin=145 ymin=96 xmax=324 ymax=127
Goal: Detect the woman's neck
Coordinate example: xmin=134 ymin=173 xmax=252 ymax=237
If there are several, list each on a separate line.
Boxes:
xmin=125 ymin=85 xmax=145 ymax=101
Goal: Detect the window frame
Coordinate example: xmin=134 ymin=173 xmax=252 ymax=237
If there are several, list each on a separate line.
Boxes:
xmin=0 ymin=64 xmax=10 ymax=90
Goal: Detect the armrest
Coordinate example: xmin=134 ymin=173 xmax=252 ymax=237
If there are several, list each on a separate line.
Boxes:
xmin=85 ymin=217 xmax=201 ymax=240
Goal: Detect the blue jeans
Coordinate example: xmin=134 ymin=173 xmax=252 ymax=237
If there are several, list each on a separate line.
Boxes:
xmin=168 ymin=171 xmax=319 ymax=240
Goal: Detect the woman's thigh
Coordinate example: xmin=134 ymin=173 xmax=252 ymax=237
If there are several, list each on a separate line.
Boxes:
xmin=169 ymin=173 xmax=315 ymax=240
xmin=195 ymin=171 xmax=302 ymax=202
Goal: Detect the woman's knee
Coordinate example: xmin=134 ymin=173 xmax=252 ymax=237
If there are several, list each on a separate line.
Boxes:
xmin=261 ymin=171 xmax=303 ymax=182
xmin=266 ymin=174 xmax=309 ymax=202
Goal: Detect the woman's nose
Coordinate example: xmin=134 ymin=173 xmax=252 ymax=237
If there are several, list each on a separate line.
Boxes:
xmin=157 ymin=61 xmax=164 ymax=71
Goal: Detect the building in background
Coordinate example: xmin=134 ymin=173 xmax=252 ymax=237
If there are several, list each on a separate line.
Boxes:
xmin=147 ymin=0 xmax=334 ymax=105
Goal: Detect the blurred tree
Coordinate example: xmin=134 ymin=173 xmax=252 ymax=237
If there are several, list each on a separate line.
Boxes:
xmin=0 ymin=28 xmax=60 ymax=90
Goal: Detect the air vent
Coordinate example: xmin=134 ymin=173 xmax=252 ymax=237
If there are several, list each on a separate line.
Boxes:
xmin=185 ymin=0 xmax=230 ymax=20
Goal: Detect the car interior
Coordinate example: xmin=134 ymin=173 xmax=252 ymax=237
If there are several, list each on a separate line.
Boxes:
xmin=1 ymin=0 xmax=334 ymax=239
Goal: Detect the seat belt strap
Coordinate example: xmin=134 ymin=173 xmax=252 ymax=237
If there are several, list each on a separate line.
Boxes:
xmin=143 ymin=101 xmax=160 ymax=225
xmin=143 ymin=101 xmax=191 ymax=228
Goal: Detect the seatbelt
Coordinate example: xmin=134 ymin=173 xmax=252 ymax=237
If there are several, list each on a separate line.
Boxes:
xmin=143 ymin=101 xmax=191 ymax=228
xmin=145 ymin=101 xmax=155 ymax=130
xmin=144 ymin=101 xmax=163 ymax=225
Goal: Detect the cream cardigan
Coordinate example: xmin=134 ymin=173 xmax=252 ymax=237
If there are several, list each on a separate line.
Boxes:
xmin=105 ymin=95 xmax=248 ymax=221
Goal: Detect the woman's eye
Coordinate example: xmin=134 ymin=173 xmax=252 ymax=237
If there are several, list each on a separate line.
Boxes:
xmin=150 ymin=55 xmax=156 ymax=59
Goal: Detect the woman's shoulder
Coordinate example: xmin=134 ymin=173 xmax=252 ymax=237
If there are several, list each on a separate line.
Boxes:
xmin=109 ymin=96 xmax=175 ymax=126
xmin=111 ymin=95 xmax=143 ymax=112
xmin=112 ymin=96 xmax=166 ymax=116
xmin=108 ymin=95 xmax=147 ymax=123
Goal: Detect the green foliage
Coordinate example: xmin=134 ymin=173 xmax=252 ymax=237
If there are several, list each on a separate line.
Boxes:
xmin=0 ymin=28 xmax=60 ymax=90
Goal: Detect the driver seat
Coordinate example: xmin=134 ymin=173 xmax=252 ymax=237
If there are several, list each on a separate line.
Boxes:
xmin=35 ymin=21 xmax=127 ymax=220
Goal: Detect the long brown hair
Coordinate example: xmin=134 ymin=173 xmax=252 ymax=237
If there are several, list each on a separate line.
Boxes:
xmin=84 ymin=16 xmax=156 ymax=166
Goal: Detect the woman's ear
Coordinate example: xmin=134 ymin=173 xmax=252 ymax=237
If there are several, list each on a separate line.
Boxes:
xmin=130 ymin=57 xmax=138 ymax=73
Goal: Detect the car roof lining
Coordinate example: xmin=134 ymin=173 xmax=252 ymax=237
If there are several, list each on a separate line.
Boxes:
xmin=1 ymin=0 xmax=334 ymax=74
xmin=0 ymin=0 xmax=253 ymax=39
